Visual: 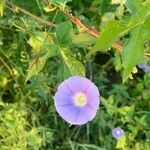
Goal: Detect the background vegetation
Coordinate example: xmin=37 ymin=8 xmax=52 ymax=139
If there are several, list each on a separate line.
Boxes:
xmin=0 ymin=0 xmax=150 ymax=149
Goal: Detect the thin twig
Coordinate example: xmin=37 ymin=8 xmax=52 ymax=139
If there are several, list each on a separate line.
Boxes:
xmin=0 ymin=56 xmax=13 ymax=75
xmin=0 ymin=54 xmax=23 ymax=92
xmin=69 ymin=14 xmax=99 ymax=37
xmin=87 ymin=60 xmax=92 ymax=81
xmin=7 ymin=1 xmax=56 ymax=28
xmin=135 ymin=111 xmax=150 ymax=114
xmin=0 ymin=50 xmax=25 ymax=77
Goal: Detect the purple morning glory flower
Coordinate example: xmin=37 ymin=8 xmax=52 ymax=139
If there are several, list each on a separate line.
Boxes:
xmin=112 ymin=127 xmax=124 ymax=139
xmin=138 ymin=59 xmax=150 ymax=73
xmin=54 ymin=76 xmax=100 ymax=125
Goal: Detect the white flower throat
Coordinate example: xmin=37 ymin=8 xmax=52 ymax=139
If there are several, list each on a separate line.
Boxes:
xmin=73 ymin=93 xmax=87 ymax=106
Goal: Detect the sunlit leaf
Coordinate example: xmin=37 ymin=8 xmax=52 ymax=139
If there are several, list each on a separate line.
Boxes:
xmin=87 ymin=20 xmax=132 ymax=58
xmin=119 ymin=105 xmax=134 ymax=117
xmin=72 ymin=33 xmax=96 ymax=47
xmin=57 ymin=48 xmax=85 ymax=80
xmin=0 ymin=0 xmax=6 ymax=17
xmin=111 ymin=0 xmax=126 ymax=4
xmin=25 ymin=44 xmax=58 ymax=82
xmin=28 ymin=32 xmax=53 ymax=54
xmin=44 ymin=6 xmax=57 ymax=12
xmin=50 ymin=0 xmax=72 ymax=5
xmin=116 ymin=136 xmax=127 ymax=149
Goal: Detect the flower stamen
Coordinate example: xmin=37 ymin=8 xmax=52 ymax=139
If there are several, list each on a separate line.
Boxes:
xmin=74 ymin=93 xmax=87 ymax=106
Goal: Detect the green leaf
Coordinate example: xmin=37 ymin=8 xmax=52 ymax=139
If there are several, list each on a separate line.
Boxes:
xmin=56 ymin=21 xmax=73 ymax=45
xmin=112 ymin=0 xmax=126 ymax=5
xmin=87 ymin=20 xmax=130 ymax=58
xmin=72 ymin=33 xmax=96 ymax=47
xmin=119 ymin=105 xmax=134 ymax=117
xmin=101 ymin=96 xmax=118 ymax=116
xmin=44 ymin=6 xmax=57 ymax=12
xmin=125 ymin=0 xmax=143 ymax=13
xmin=57 ymin=48 xmax=85 ymax=81
xmin=25 ymin=44 xmax=58 ymax=82
xmin=50 ymin=0 xmax=71 ymax=5
xmin=122 ymin=16 xmax=150 ymax=82
xmin=126 ymin=0 xmax=150 ymax=20
xmin=114 ymin=51 xmax=122 ymax=71
xmin=28 ymin=32 xmax=53 ymax=54
xmin=116 ymin=136 xmax=127 ymax=149
xmin=25 ymin=32 xmax=58 ymax=82
xmin=0 ymin=0 xmax=6 ymax=17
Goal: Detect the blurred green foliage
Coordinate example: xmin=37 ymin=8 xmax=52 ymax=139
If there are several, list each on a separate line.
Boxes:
xmin=0 ymin=0 xmax=150 ymax=150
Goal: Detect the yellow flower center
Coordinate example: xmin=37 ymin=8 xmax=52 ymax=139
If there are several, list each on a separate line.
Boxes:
xmin=74 ymin=93 xmax=87 ymax=106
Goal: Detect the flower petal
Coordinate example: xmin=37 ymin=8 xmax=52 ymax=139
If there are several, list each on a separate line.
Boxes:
xmin=84 ymin=83 xmax=100 ymax=98
xmin=56 ymin=105 xmax=80 ymax=124
xmin=87 ymin=97 xmax=100 ymax=110
xmin=67 ymin=76 xmax=91 ymax=93
xmin=84 ymin=106 xmax=98 ymax=121
xmin=75 ymin=109 xmax=89 ymax=125
xmin=54 ymin=92 xmax=73 ymax=106
xmin=57 ymin=80 xmax=74 ymax=96
xmin=55 ymin=104 xmax=74 ymax=115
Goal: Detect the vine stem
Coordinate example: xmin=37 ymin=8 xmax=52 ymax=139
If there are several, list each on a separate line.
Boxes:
xmin=7 ymin=0 xmax=150 ymax=58
xmin=7 ymin=0 xmax=56 ymax=27
xmin=68 ymin=14 xmax=149 ymax=58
